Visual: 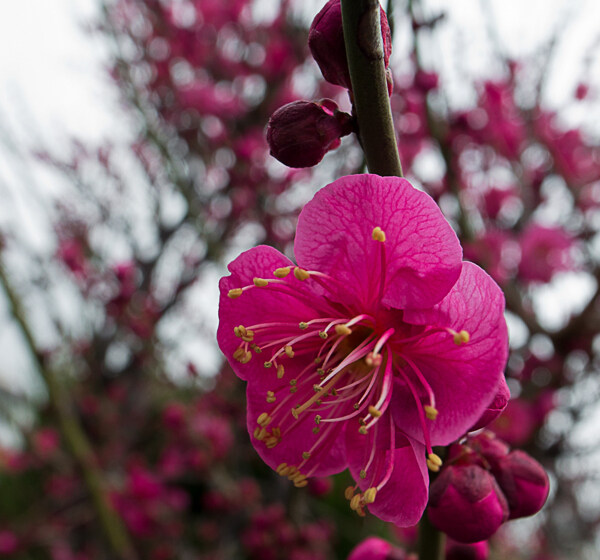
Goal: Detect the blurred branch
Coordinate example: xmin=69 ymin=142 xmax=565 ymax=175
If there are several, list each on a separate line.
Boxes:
xmin=0 ymin=257 xmax=137 ymax=560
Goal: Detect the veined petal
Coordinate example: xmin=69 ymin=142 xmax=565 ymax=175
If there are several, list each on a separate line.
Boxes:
xmin=346 ymin=417 xmax=429 ymax=527
xmin=246 ymin=380 xmax=348 ymax=477
xmin=295 ymin=174 xmax=462 ymax=310
xmin=393 ymin=262 xmax=509 ymax=445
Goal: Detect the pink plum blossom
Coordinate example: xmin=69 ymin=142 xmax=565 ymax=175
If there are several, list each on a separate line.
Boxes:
xmin=218 ymin=174 xmax=508 ymax=526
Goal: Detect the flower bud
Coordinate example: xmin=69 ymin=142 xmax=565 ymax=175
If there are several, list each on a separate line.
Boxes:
xmin=309 ymin=0 xmax=392 ymax=91
xmin=428 ymin=464 xmax=508 ymax=543
xmin=446 ymin=539 xmax=489 ymax=560
xmin=492 ymin=450 xmax=549 ymax=520
xmin=266 ymin=99 xmax=353 ymax=168
xmin=469 ymin=378 xmax=510 ymax=432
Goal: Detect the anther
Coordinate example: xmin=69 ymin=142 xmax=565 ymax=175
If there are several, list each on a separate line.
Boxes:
xmin=299 ymin=322 xmax=308 ymax=330
xmin=277 ymin=364 xmax=285 ymax=378
xmin=359 ymin=469 xmax=367 ymax=479
xmin=293 ymin=267 xmax=310 ymax=281
xmin=294 ymin=479 xmax=308 ymax=488
xmin=426 ymin=452 xmax=443 ymax=472
xmin=266 ymin=391 xmax=276 ymax=403
xmin=257 ymin=413 xmax=271 ymax=427
xmin=372 ymin=226 xmax=386 ymax=242
xmin=264 ymin=361 xmax=272 ymax=368
xmin=276 ymin=463 xmax=287 ymax=474
xmin=319 ymin=331 xmax=328 ymax=339
xmin=284 ymin=345 xmax=294 ymax=358
xmin=358 ymin=426 xmax=368 ymax=435
xmin=291 ymin=408 xmax=299 ymax=420
xmin=227 ymin=288 xmax=243 ymax=299
xmin=335 ymin=324 xmax=352 ymax=336
xmin=368 ymin=406 xmax=382 ymax=418
xmin=365 ymin=352 xmax=382 ymax=367
xmin=453 ymin=330 xmax=470 ymax=345
xmin=350 ymin=494 xmax=362 ymax=511
xmin=315 ymin=415 xmax=321 ymax=425
xmin=345 ymin=486 xmax=355 ymax=500
xmin=290 ymin=379 xmax=297 ymax=386
xmin=424 ymin=405 xmax=438 ymax=420
xmin=253 ymin=277 xmax=269 ymax=287
xmin=302 ymin=451 xmax=311 ymax=460
xmin=274 ymin=267 xmax=291 ymax=278
xmin=363 ymin=487 xmax=377 ymax=504
xmin=233 ymin=347 xmax=252 ymax=363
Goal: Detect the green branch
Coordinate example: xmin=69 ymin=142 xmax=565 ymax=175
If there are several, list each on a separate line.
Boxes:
xmin=341 ymin=0 xmax=403 ymax=177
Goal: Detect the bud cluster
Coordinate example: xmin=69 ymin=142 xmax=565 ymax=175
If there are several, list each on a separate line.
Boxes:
xmin=427 ymin=431 xmax=550 ymax=543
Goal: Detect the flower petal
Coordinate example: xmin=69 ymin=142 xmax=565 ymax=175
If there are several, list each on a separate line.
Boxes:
xmin=295 ymin=174 xmax=462 ymax=310
xmin=346 ymin=415 xmax=429 ymax=526
xmin=246 ymin=380 xmax=348 ymax=477
xmin=218 ymin=245 xmax=320 ymax=381
xmin=393 ymin=262 xmax=509 ymax=445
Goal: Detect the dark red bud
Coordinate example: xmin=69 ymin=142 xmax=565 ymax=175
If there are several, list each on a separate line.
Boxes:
xmin=309 ymin=0 xmax=392 ymax=91
xmin=428 ymin=464 xmax=508 ymax=543
xmin=266 ymin=99 xmax=353 ymax=168
xmin=492 ymin=450 xmax=549 ymax=520
xmin=446 ymin=539 xmax=489 ymax=560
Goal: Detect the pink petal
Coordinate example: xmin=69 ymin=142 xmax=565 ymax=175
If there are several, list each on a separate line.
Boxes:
xmin=294 ymin=175 xmax=462 ymax=310
xmin=218 ymin=245 xmax=316 ymax=382
xmin=246 ymin=381 xmax=348 ymax=477
xmin=346 ymin=416 xmax=429 ymax=526
xmin=393 ymin=262 xmax=509 ymax=445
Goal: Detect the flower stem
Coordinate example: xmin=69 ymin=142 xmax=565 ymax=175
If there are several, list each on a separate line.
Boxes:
xmin=340 ymin=0 xmax=403 ymax=177
xmin=418 ymin=510 xmax=446 ymax=560
xmin=0 ymin=259 xmax=137 ymax=560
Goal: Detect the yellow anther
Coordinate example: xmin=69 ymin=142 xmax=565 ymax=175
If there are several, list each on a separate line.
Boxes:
xmin=253 ymin=277 xmax=269 ymax=287
xmin=453 ymin=330 xmax=470 ymax=345
xmin=315 ymin=415 xmax=322 ymax=425
xmin=233 ymin=347 xmax=252 ymax=364
xmin=266 ymin=391 xmax=276 ymax=404
xmin=363 ymin=487 xmax=377 ymax=504
xmin=291 ymin=473 xmax=307 ymax=485
xmin=359 ymin=469 xmax=367 ymax=479
xmin=368 ymin=406 xmax=382 ymax=418
xmin=302 ymin=452 xmax=311 ymax=460
xmin=265 ymin=437 xmax=279 ymax=449
xmin=284 ymin=345 xmax=294 ymax=358
xmin=424 ymin=405 xmax=439 ymax=420
xmin=372 ymin=226 xmax=386 ymax=242
xmin=274 ymin=267 xmax=291 ymax=278
xmin=299 ymin=322 xmax=308 ymax=330
xmin=350 ymin=494 xmax=362 ymax=511
xmin=276 ymin=463 xmax=288 ymax=474
xmin=234 ymin=325 xmax=244 ymax=337
xmin=290 ymin=386 xmax=298 ymax=393
xmin=228 ymin=288 xmax=243 ymax=299
xmin=358 ymin=426 xmax=368 ymax=435
xmin=253 ymin=427 xmax=262 ymax=439
xmin=335 ymin=324 xmax=352 ymax=336
xmin=356 ymin=506 xmax=366 ymax=517
xmin=257 ymin=412 xmax=271 ymax=427
xmin=277 ymin=364 xmax=285 ymax=379
xmin=427 ymin=453 xmax=443 ymax=472
xmin=279 ymin=465 xmax=292 ymax=477
xmin=365 ymin=352 xmax=382 ymax=367
xmin=250 ymin=344 xmax=261 ymax=353
xmin=256 ymin=427 xmax=268 ymax=441
xmin=317 ymin=368 xmax=325 ymax=377
xmin=312 ymin=426 xmax=320 ymax=434
xmin=286 ymin=466 xmax=298 ymax=477
xmin=264 ymin=361 xmax=272 ymax=368
xmin=293 ymin=267 xmax=310 ymax=281
xmin=319 ymin=331 xmax=328 ymax=339
xmin=353 ymin=403 xmax=360 ymax=410
xmin=291 ymin=408 xmax=299 ymax=420
xmin=294 ymin=479 xmax=308 ymax=488
xmin=289 ymin=379 xmax=297 ymax=386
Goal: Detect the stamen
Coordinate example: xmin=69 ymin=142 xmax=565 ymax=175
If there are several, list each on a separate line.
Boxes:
xmin=257 ymin=413 xmax=272 ymax=427
xmin=277 ymin=364 xmax=285 ymax=378
xmin=274 ymin=267 xmax=291 ymax=278
xmin=368 ymin=406 xmax=382 ymax=418
xmin=233 ymin=347 xmax=252 ymax=363
xmin=266 ymin=391 xmax=276 ymax=403
xmin=293 ymin=267 xmax=310 ymax=281
xmin=227 ymin=288 xmax=243 ymax=298
xmin=372 ymin=226 xmax=386 ymax=242
xmin=427 ymin=452 xmax=443 ymax=472
xmin=365 ymin=352 xmax=382 ymax=367
xmin=363 ymin=487 xmax=377 ymax=504
xmin=284 ymin=345 xmax=294 ymax=358
xmin=253 ymin=278 xmax=269 ymax=287
xmin=335 ymin=324 xmax=352 ymax=336
xmin=299 ymin=322 xmax=308 ymax=330
xmin=424 ymin=405 xmax=438 ymax=420
xmin=452 ymin=329 xmax=470 ymax=345
xmin=344 ymin=486 xmax=355 ymax=500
